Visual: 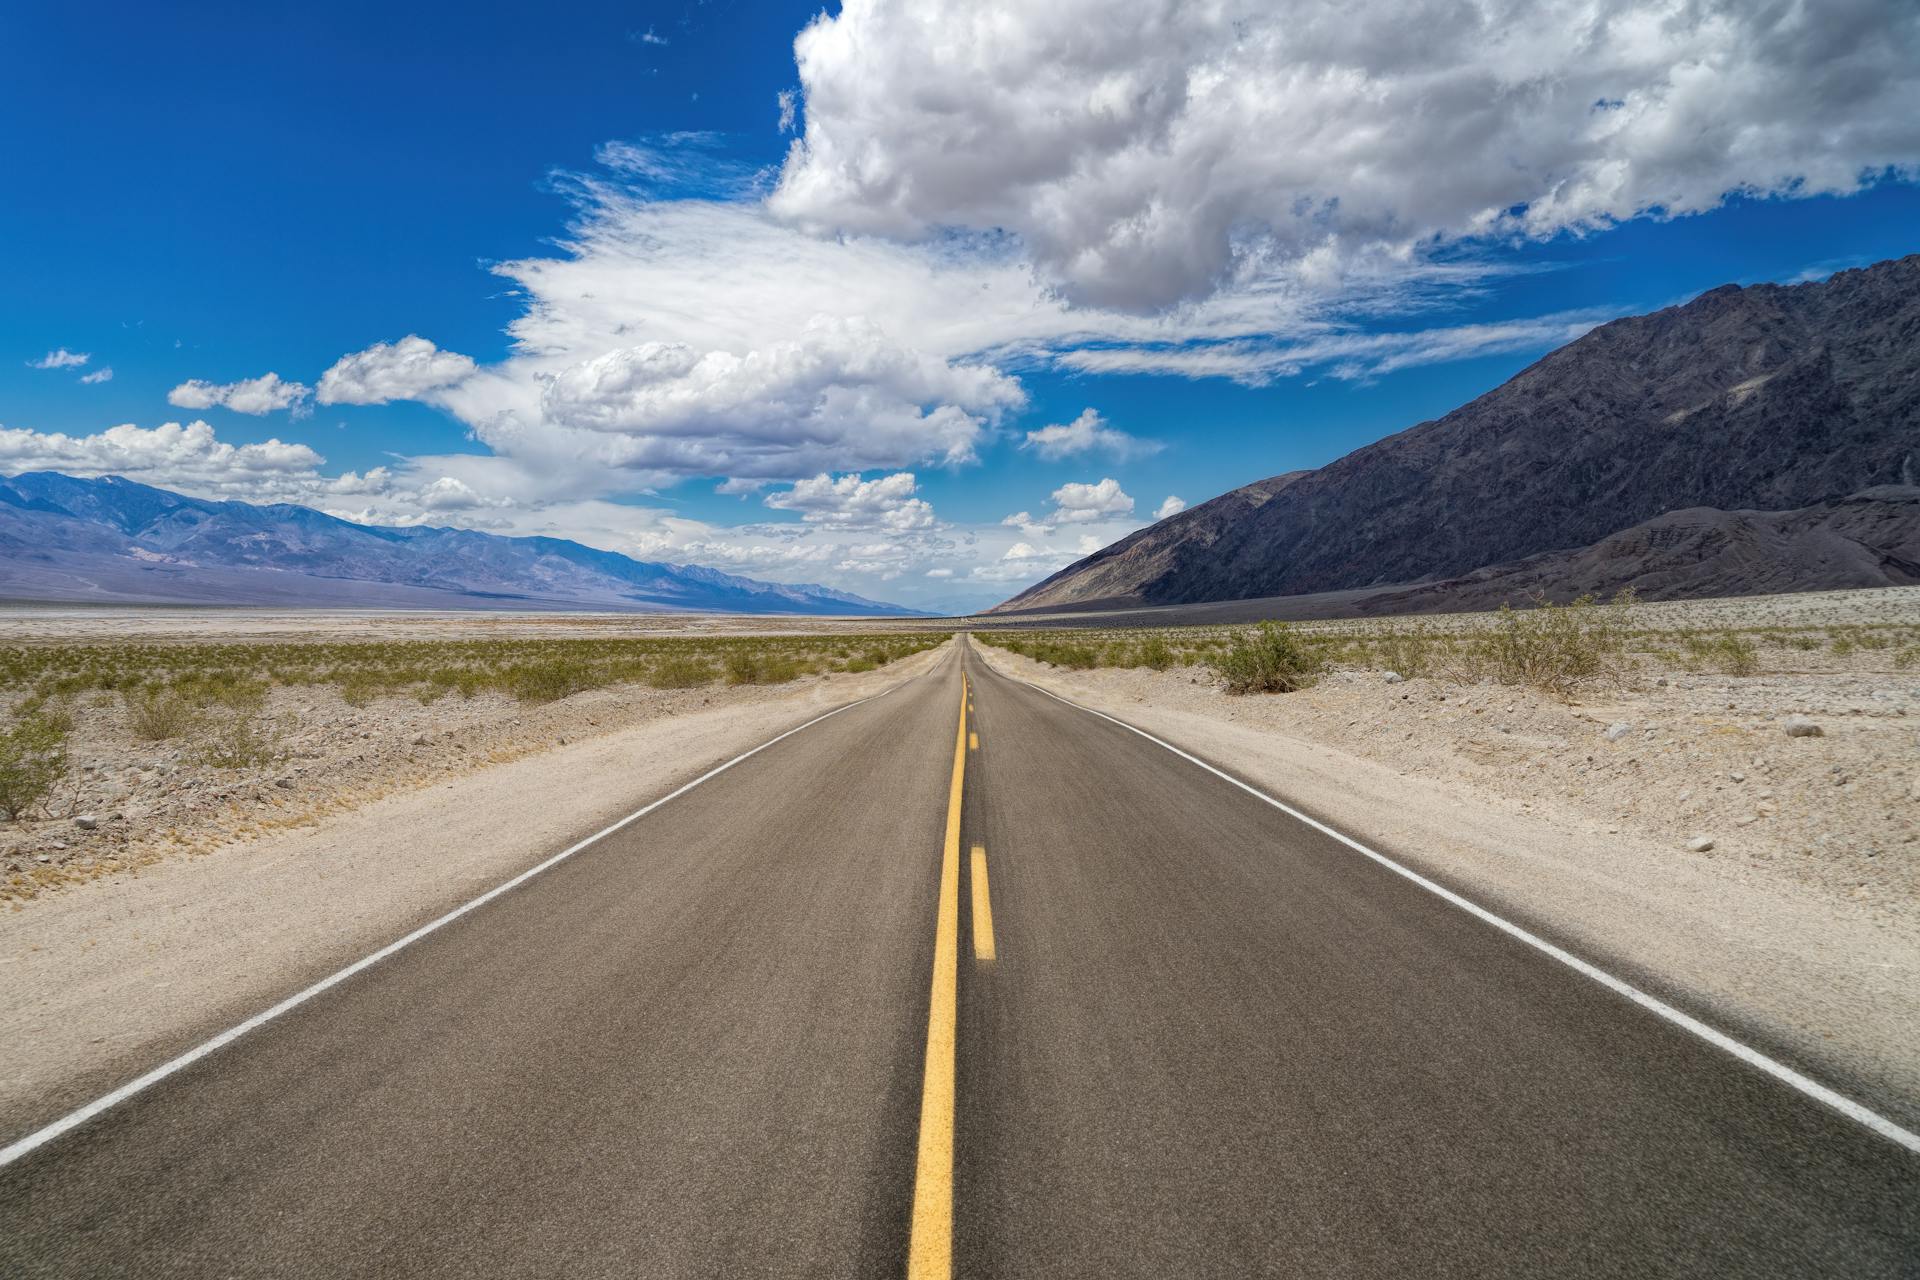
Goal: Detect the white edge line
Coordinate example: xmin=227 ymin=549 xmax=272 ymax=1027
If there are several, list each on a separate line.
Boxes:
xmin=994 ymin=660 xmax=1920 ymax=1156
xmin=0 ymin=687 xmax=897 ymax=1170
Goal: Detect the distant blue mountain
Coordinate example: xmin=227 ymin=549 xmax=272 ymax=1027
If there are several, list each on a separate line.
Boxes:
xmin=0 ymin=472 xmax=923 ymax=616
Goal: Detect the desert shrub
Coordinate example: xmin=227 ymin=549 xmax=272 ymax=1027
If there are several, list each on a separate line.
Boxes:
xmin=1465 ymin=591 xmax=1633 ymax=695
xmin=187 ymin=673 xmax=269 ymax=710
xmin=1210 ymin=623 xmax=1326 ymax=694
xmin=1830 ymin=632 xmax=1856 ymax=656
xmin=722 ymin=649 xmax=807 ymax=685
xmin=724 ymin=649 xmax=766 ymax=684
xmin=197 ymin=708 xmax=283 ymax=769
xmin=647 ymin=656 xmax=717 ymax=688
xmin=1894 ymin=645 xmax=1919 ymax=670
xmin=124 ymin=687 xmax=199 ymax=740
xmin=1699 ymin=631 xmax=1759 ymax=676
xmin=1373 ymin=625 xmax=1438 ymax=678
xmin=503 ymin=661 xmax=597 ymax=703
xmin=0 ymin=711 xmax=69 ymax=819
xmin=841 ymin=657 xmax=877 ymax=673
xmin=1037 ymin=641 xmax=1099 ymax=669
xmin=1137 ymin=636 xmax=1174 ymax=670
xmin=340 ymin=673 xmax=382 ymax=708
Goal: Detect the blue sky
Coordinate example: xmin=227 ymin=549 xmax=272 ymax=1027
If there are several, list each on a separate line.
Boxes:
xmin=4 ymin=1 xmax=1917 ymax=611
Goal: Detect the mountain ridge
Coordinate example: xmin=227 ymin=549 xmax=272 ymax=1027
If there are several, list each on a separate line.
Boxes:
xmin=998 ymin=254 xmax=1920 ymax=613
xmin=0 ymin=472 xmax=920 ymax=616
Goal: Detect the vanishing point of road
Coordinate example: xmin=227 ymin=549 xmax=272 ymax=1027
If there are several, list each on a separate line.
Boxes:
xmin=3 ymin=639 xmax=1916 ymax=1276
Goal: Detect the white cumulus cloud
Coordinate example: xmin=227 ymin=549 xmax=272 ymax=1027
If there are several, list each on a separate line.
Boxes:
xmin=531 ymin=314 xmax=1023 ymax=477
xmin=763 ymin=471 xmax=937 ymax=530
xmin=168 ymin=372 xmax=311 ymax=416
xmin=0 ymin=420 xmax=322 ymax=492
xmin=317 ymin=336 xmax=477 ymax=406
xmin=1021 ymin=408 xmax=1160 ymax=461
xmin=1048 ymin=477 xmax=1134 ymax=523
xmin=1154 ymin=495 xmax=1186 ymax=520
xmin=773 ymin=0 xmax=1920 ymax=309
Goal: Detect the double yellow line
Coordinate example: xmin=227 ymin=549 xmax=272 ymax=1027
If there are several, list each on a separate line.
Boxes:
xmin=906 ymin=674 xmax=969 ymax=1278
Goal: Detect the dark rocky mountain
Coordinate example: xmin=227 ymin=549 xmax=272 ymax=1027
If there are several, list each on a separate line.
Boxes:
xmin=0 ymin=472 xmax=919 ymax=615
xmin=1356 ymin=486 xmax=1920 ymax=615
xmin=997 ymin=254 xmax=1920 ymax=613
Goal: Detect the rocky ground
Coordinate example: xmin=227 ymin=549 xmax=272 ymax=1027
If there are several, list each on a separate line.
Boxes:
xmin=1 ymin=670 xmax=873 ymax=903
xmin=976 ymin=642 xmax=1918 ymax=924
xmin=1223 ymin=666 xmax=1912 ymax=914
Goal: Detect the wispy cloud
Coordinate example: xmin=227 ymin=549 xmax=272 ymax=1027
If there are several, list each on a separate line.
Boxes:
xmin=29 ymin=348 xmax=89 ymax=370
xmin=1057 ymin=312 xmax=1612 ymax=385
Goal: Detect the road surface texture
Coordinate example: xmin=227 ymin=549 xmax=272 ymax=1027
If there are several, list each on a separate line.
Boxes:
xmin=3 ymin=641 xmax=1916 ymax=1276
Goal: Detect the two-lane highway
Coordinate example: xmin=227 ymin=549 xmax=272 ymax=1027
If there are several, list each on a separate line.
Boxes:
xmin=3 ymin=639 xmax=1916 ymax=1276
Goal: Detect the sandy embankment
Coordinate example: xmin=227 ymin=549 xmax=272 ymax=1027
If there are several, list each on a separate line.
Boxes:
xmin=0 ymin=640 xmax=948 ymax=1134
xmin=971 ymin=643 xmax=1920 ymax=1125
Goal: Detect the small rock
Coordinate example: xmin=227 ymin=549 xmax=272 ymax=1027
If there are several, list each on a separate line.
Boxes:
xmin=411 ymin=734 xmax=430 ymax=747
xmin=1730 ymin=772 xmax=1745 ymax=783
xmin=274 ymin=778 xmax=294 ymax=789
xmin=1686 ymin=836 xmax=1715 ymax=853
xmin=1782 ymin=715 xmax=1823 ymax=737
xmin=73 ymin=814 xmax=98 ymax=831
xmin=1382 ymin=671 xmax=1404 ymax=684
xmin=36 ymin=854 xmax=52 ymax=864
xmin=1604 ymin=722 xmax=1632 ymax=742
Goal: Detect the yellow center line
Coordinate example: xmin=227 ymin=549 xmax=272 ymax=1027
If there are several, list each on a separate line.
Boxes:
xmin=969 ymin=846 xmax=996 ymax=963
xmin=907 ymin=673 xmax=967 ymax=1279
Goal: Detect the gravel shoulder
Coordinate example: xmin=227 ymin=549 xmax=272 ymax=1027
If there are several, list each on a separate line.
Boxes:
xmin=0 ymin=640 xmax=949 ymax=1136
xmin=971 ymin=642 xmax=1920 ymax=1124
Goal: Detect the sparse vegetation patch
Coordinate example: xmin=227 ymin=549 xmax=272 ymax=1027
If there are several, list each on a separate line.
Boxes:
xmin=1210 ymin=623 xmax=1327 ymax=694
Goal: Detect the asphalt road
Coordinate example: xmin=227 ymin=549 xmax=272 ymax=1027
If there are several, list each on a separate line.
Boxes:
xmin=3 ymin=640 xmax=1916 ymax=1277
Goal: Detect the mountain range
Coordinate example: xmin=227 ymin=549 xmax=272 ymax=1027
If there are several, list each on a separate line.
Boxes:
xmin=997 ymin=254 xmax=1920 ymax=615
xmin=0 ymin=472 xmax=919 ymax=616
